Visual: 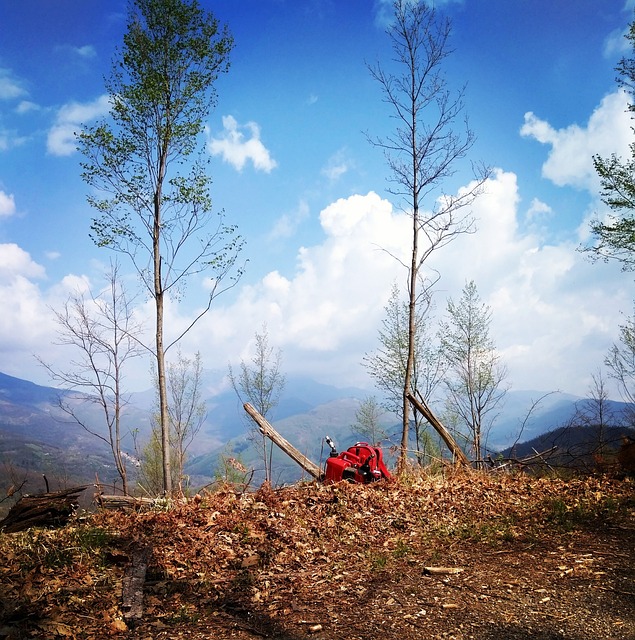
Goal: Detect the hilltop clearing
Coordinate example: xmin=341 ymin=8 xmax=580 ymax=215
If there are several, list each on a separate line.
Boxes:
xmin=0 ymin=472 xmax=634 ymax=639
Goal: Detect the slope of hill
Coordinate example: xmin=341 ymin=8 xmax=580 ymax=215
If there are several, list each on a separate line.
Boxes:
xmin=2 ymin=370 xmax=634 ymax=493
xmin=1 ymin=475 xmax=634 ymax=639
xmin=499 ymin=423 xmax=635 ymax=472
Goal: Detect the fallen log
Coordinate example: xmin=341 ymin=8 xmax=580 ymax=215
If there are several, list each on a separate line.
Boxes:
xmin=0 ymin=486 xmax=88 ymax=533
xmin=406 ymin=392 xmax=470 ymax=466
xmin=243 ymin=402 xmax=323 ymax=479
xmin=122 ymin=546 xmax=150 ymax=621
xmin=97 ymin=495 xmax=156 ymax=510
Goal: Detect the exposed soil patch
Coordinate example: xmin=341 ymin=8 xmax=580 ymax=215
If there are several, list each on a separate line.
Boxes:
xmin=1 ymin=473 xmax=633 ymax=639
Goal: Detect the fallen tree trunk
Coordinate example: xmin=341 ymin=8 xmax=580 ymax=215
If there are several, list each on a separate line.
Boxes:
xmin=97 ymin=495 xmax=156 ymax=510
xmin=0 ymin=486 xmax=88 ymax=533
xmin=406 ymin=392 xmax=470 ymax=467
xmin=122 ymin=546 xmax=150 ymax=621
xmin=243 ymin=403 xmax=323 ymax=480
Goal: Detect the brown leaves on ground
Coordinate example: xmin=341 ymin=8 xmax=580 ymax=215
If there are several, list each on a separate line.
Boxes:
xmin=0 ymin=472 xmax=633 ymax=639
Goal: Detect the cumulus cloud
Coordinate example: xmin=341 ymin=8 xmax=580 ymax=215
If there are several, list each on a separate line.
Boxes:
xmin=47 ymin=94 xmax=110 ymax=156
xmin=0 ymin=171 xmax=630 ymax=396
xmin=0 ymin=243 xmax=45 ymax=279
xmin=0 ymin=246 xmax=89 ymax=380
xmin=208 ymin=115 xmax=277 ymax=173
xmin=520 ymin=90 xmax=631 ymax=191
xmin=162 ymin=165 xmax=630 ymax=397
xmin=0 ymin=191 xmax=16 ymax=218
xmin=15 ymin=100 xmax=40 ymax=115
xmin=170 ymin=190 xmax=408 ymax=384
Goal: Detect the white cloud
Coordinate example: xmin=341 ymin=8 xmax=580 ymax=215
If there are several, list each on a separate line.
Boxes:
xmin=0 ymin=68 xmax=27 ymax=100
xmin=0 ymin=191 xmax=16 ymax=218
xmin=208 ymin=115 xmax=278 ymax=173
xmin=173 ymin=190 xmax=408 ymax=384
xmin=74 ymin=45 xmax=97 ymax=59
xmin=604 ymin=25 xmax=631 ymax=57
xmin=164 ymin=166 xmax=630 ymax=397
xmin=520 ymin=90 xmax=631 ymax=191
xmin=268 ymin=199 xmax=310 ymax=240
xmin=0 ymin=243 xmax=45 ymax=279
xmin=55 ymin=44 xmax=97 ymax=59
xmin=321 ymin=148 xmax=352 ymax=182
xmin=16 ymin=100 xmax=40 ymax=114
xmin=0 ymin=127 xmax=27 ymax=151
xmin=0 ymin=171 xmax=629 ymax=397
xmin=47 ymin=94 xmax=110 ymax=156
xmin=526 ymin=197 xmax=553 ymax=220
xmin=0 ymin=247 xmax=54 ymax=373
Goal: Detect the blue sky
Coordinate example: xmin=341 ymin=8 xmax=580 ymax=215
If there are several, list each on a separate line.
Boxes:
xmin=1 ymin=0 xmax=634 ymax=400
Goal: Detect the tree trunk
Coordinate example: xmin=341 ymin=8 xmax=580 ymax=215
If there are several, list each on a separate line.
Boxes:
xmin=406 ymin=392 xmax=470 ymax=466
xmin=156 ymin=291 xmax=171 ymax=495
xmin=243 ymin=403 xmax=322 ymax=479
xmin=154 ymin=146 xmax=172 ymax=495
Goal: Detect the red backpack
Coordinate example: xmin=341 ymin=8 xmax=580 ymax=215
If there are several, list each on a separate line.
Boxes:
xmin=324 ymin=439 xmax=392 ymax=484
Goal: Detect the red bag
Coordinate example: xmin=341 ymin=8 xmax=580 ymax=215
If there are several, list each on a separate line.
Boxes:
xmin=324 ymin=441 xmax=391 ymax=483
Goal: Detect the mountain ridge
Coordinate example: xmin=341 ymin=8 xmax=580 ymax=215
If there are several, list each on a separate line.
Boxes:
xmin=1 ymin=370 xmax=633 ymax=492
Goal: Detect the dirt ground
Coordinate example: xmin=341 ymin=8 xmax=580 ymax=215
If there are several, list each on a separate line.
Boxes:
xmin=1 ymin=473 xmax=634 ymax=640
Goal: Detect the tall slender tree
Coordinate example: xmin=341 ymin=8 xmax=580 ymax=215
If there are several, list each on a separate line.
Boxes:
xmin=166 ymin=350 xmax=206 ymax=494
xmin=605 ymin=307 xmax=635 ymax=422
xmin=439 ymin=281 xmax=507 ymax=466
xmin=142 ymin=349 xmax=206 ymax=495
xmin=78 ymin=0 xmax=244 ymax=494
xmin=368 ymin=0 xmax=488 ymax=469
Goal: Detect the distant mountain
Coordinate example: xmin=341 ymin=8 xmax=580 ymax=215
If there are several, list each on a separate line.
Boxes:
xmin=486 ymin=390 xmax=588 ymax=451
xmin=0 ymin=371 xmax=62 ymax=406
xmin=477 ymin=389 xmax=634 ymax=453
xmin=498 ymin=423 xmax=635 ymax=472
xmin=2 ymin=370 xmax=634 ymax=494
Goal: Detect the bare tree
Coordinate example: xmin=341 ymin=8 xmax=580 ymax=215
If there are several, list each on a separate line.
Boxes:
xmin=567 ymin=369 xmax=622 ymax=469
xmin=368 ymin=0 xmax=489 ymax=469
xmin=167 ymin=350 xmax=206 ymax=494
xmin=439 ymin=280 xmax=507 ymax=467
xmin=78 ymin=0 xmax=243 ymax=494
xmin=141 ymin=350 xmax=206 ymax=496
xmin=606 ymin=309 xmax=635 ymax=403
xmin=228 ymin=325 xmax=286 ymax=483
xmin=39 ymin=262 xmax=143 ymax=495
